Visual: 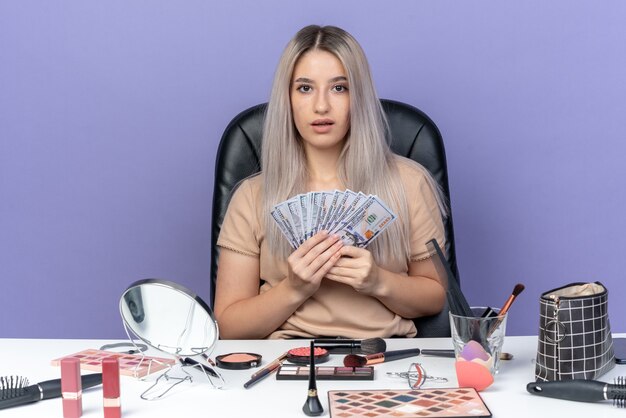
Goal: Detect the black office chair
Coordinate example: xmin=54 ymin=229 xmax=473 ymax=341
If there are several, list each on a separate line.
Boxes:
xmin=210 ymin=99 xmax=469 ymax=337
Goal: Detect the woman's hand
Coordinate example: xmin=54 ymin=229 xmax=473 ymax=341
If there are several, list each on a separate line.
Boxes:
xmin=325 ymin=246 xmax=382 ymax=296
xmin=286 ymin=231 xmax=344 ymax=297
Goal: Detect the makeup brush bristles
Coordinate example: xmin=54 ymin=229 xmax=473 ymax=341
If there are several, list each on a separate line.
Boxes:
xmin=512 ymin=283 xmax=525 ymax=296
xmin=360 ymin=338 xmax=386 ymax=355
xmin=0 ymin=376 xmax=29 ymax=400
xmin=343 ymin=354 xmax=367 ymax=368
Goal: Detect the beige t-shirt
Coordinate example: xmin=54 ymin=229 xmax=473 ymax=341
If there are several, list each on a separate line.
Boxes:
xmin=217 ymin=156 xmax=446 ymax=339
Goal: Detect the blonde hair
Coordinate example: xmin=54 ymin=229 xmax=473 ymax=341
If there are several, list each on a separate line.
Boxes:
xmin=262 ymin=25 xmax=447 ymax=265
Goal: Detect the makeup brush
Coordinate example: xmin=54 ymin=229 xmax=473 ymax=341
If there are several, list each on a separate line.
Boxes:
xmin=0 ymin=374 xmax=102 ymax=410
xmin=244 ymin=352 xmax=288 ymax=389
xmin=487 ymin=283 xmax=525 ymax=337
xmin=302 ymin=341 xmax=323 ymax=416
xmin=343 ymin=348 xmax=451 ymax=367
xmin=313 ymin=338 xmax=386 ymax=354
xmin=527 ymin=377 xmax=626 ymax=406
xmin=498 ymin=283 xmax=525 ymax=317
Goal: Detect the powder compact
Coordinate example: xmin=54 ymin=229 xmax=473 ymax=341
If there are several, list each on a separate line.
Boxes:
xmin=215 ymin=352 xmax=262 ymax=370
xmin=286 ymin=346 xmax=330 ymax=365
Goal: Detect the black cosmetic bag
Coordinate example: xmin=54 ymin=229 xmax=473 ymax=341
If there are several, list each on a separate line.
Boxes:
xmin=535 ymin=282 xmax=615 ymax=381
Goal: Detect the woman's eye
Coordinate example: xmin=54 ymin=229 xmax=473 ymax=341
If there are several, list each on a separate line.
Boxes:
xmin=332 ymin=85 xmax=348 ymax=93
xmin=297 ymin=85 xmax=312 ymax=93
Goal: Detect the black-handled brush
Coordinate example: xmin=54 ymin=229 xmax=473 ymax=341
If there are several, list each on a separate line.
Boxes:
xmin=313 ymin=338 xmax=386 ymax=354
xmin=527 ymin=377 xmax=626 ymax=406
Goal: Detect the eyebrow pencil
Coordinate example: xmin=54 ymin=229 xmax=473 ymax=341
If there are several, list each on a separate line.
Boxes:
xmin=0 ymin=374 xmax=102 ymax=410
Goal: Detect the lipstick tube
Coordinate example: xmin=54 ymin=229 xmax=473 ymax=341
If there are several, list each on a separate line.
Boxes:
xmin=102 ymin=357 xmax=121 ymax=418
xmin=61 ymin=357 xmax=82 ymax=418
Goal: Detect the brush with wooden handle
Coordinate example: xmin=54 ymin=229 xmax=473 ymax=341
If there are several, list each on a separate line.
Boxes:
xmin=343 ymin=348 xmax=454 ymax=367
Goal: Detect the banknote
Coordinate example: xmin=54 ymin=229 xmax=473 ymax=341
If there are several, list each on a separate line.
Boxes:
xmin=316 ymin=192 xmax=334 ymax=235
xmin=298 ymin=194 xmax=309 ymax=241
xmin=325 ymin=190 xmax=355 ymax=232
xmin=270 ymin=206 xmax=298 ymax=249
xmin=287 ymin=197 xmax=303 ymax=244
xmin=271 ymin=190 xmax=396 ymax=249
xmin=331 ymin=196 xmax=396 ymax=247
xmin=320 ymin=190 xmax=342 ymax=231
xmin=308 ymin=192 xmax=323 ymax=239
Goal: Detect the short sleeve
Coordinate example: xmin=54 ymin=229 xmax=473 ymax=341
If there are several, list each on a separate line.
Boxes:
xmin=217 ymin=179 xmax=261 ymax=257
xmin=406 ymin=169 xmax=446 ymax=262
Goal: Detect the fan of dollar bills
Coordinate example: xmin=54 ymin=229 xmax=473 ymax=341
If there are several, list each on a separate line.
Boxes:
xmin=271 ymin=190 xmax=397 ymax=249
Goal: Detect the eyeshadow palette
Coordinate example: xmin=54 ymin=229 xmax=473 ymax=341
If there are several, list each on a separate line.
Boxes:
xmin=276 ymin=365 xmax=374 ymax=380
xmin=51 ymin=349 xmax=176 ymax=378
xmin=328 ymin=388 xmax=491 ymax=417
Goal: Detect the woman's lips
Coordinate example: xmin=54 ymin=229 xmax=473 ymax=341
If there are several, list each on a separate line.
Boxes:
xmin=311 ymin=119 xmax=334 ymax=134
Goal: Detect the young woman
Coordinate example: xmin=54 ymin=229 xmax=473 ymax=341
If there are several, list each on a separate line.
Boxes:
xmin=214 ymin=25 xmax=448 ymax=339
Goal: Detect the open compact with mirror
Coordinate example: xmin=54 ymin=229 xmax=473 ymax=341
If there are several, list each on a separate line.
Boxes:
xmin=119 ymin=278 xmax=224 ymax=399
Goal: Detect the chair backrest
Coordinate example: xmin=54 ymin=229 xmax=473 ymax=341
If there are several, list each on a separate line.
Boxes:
xmin=210 ymin=99 xmax=463 ymax=337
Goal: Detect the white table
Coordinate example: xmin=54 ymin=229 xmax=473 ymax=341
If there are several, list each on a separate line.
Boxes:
xmin=1 ymin=336 xmax=624 ymax=417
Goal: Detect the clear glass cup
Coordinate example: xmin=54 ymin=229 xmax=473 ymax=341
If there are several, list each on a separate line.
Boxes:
xmin=449 ymin=307 xmax=507 ymax=376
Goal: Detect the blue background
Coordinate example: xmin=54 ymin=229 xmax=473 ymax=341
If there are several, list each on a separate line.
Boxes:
xmin=1 ymin=1 xmax=625 ymax=338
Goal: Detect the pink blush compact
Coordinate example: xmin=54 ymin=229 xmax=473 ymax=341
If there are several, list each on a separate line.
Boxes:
xmin=215 ymin=352 xmax=262 ymax=370
xmin=286 ymin=346 xmax=330 ymax=365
